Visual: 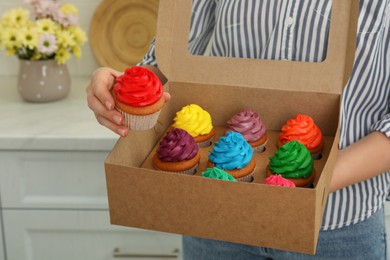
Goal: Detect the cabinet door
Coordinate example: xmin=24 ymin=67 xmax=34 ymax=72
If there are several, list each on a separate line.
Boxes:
xmin=0 ymin=208 xmax=4 ymax=260
xmin=3 ymin=209 xmax=182 ymax=260
xmin=0 ymin=151 xmax=110 ymax=209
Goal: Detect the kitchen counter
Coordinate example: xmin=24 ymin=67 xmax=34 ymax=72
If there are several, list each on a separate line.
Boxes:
xmin=0 ymin=76 xmax=118 ymax=151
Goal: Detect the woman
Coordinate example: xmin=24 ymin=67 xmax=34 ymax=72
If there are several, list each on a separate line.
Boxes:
xmin=87 ymin=1 xmax=390 ymax=258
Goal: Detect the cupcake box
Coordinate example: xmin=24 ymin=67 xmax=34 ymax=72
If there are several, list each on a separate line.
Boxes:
xmin=104 ymin=0 xmax=359 ymax=255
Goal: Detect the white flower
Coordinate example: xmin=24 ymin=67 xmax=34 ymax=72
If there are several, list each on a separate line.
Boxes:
xmin=37 ymin=33 xmax=57 ymax=55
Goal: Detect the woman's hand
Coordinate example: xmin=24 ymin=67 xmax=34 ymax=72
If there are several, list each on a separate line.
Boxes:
xmin=86 ymin=66 xmax=170 ymax=137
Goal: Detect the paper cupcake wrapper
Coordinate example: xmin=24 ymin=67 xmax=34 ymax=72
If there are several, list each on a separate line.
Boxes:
xmin=252 ymin=138 xmax=268 ymax=153
xmin=197 ymin=137 xmax=214 ymax=148
xmin=236 ymin=168 xmax=256 ymax=182
xmin=311 ymin=152 xmax=322 ymax=160
xmin=156 ymin=163 xmax=199 ymax=175
xmin=116 ymin=108 xmax=161 ymax=131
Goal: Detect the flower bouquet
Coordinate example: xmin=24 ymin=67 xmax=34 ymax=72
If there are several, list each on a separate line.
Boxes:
xmin=0 ymin=0 xmax=87 ymax=64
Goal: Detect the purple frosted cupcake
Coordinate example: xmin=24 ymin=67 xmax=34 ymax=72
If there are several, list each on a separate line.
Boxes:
xmin=153 ymin=128 xmax=200 ymax=175
xmin=227 ymin=109 xmax=268 ymax=152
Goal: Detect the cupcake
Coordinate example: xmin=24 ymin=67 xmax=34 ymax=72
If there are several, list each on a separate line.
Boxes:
xmin=153 ymin=128 xmax=200 ymax=175
xmin=266 ymin=141 xmax=315 ymax=188
xmin=264 ymin=174 xmax=296 ymax=188
xmin=207 ymin=131 xmax=256 ymax=182
xmin=226 ymin=109 xmax=268 ymax=152
xmin=278 ymin=114 xmax=323 ymax=159
xmin=202 ymin=168 xmax=237 ymax=182
xmin=112 ymin=66 xmax=165 ymax=131
xmin=172 ymin=104 xmax=215 ymax=147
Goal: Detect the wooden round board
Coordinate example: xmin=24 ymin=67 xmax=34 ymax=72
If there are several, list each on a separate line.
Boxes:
xmin=89 ymin=0 xmax=159 ymax=71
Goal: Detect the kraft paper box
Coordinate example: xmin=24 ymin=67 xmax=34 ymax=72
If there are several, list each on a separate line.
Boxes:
xmin=105 ymin=0 xmax=358 ymax=254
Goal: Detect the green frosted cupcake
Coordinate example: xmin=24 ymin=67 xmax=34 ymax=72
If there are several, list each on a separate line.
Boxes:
xmin=202 ymin=168 xmax=237 ymax=182
xmin=266 ymin=141 xmax=315 ymax=188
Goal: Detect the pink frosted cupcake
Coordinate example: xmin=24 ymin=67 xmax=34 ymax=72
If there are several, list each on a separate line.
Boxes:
xmin=112 ymin=66 xmax=165 ymax=131
xmin=227 ymin=109 xmax=268 ymax=152
xmin=153 ymin=128 xmax=200 ymax=175
xmin=264 ymin=174 xmax=296 ymax=188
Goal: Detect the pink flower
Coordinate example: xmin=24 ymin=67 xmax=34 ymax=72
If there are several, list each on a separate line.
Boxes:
xmin=25 ymin=0 xmax=61 ymax=19
xmin=53 ymin=11 xmax=78 ymax=26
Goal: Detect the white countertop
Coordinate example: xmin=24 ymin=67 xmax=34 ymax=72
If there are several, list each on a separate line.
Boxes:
xmin=0 ymin=76 xmax=118 ymax=151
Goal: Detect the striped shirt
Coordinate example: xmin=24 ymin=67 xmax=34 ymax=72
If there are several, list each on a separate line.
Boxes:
xmin=139 ymin=0 xmax=390 ymax=231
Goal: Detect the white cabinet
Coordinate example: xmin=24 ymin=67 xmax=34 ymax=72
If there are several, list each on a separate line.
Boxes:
xmin=3 ymin=210 xmax=181 ymax=260
xmin=0 ymin=149 xmax=183 ymax=260
xmin=0 ymin=151 xmax=110 ymax=210
xmin=0 ymin=77 xmax=182 ymax=260
xmin=0 ymin=205 xmax=4 ymax=260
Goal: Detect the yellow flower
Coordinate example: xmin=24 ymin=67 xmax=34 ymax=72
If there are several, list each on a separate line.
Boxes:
xmin=60 ymin=3 xmax=78 ymax=15
xmin=55 ymin=47 xmax=70 ymax=64
xmin=1 ymin=29 xmax=21 ymax=49
xmin=36 ymin=18 xmax=58 ymax=34
xmin=20 ymin=27 xmax=39 ymax=49
xmin=6 ymin=48 xmax=16 ymax=56
xmin=72 ymin=45 xmax=82 ymax=58
xmin=68 ymin=26 xmax=87 ymax=45
xmin=56 ymin=29 xmax=75 ymax=48
xmin=1 ymin=8 xmax=30 ymax=29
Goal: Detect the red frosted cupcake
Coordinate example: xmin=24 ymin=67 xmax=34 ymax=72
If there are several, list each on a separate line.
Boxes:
xmin=112 ymin=66 xmax=165 ymax=131
xmin=227 ymin=109 xmax=268 ymax=152
xmin=278 ymin=114 xmax=323 ymax=159
xmin=153 ymin=128 xmax=200 ymax=175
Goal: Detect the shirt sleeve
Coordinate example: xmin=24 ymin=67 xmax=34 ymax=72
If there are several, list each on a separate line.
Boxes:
xmin=137 ymin=38 xmax=158 ymax=67
xmin=371 ymin=113 xmax=390 ymax=138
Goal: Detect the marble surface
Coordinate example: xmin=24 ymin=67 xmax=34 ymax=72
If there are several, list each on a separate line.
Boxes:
xmin=0 ymin=76 xmax=118 ymax=151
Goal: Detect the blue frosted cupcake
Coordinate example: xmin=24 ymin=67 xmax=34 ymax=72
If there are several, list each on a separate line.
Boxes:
xmin=207 ymin=131 xmax=256 ymax=182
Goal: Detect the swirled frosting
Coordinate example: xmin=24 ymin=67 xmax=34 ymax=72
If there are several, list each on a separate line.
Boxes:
xmin=209 ymin=131 xmax=253 ymax=170
xmin=157 ymin=128 xmax=198 ymax=162
xmin=227 ymin=109 xmax=266 ymax=142
xmin=279 ymin=114 xmax=322 ymax=149
xmin=264 ymin=174 xmax=296 ymax=187
xmin=269 ymin=141 xmax=314 ymax=179
xmin=172 ymin=104 xmax=213 ymax=137
xmin=113 ymin=66 xmax=163 ymax=107
xmin=202 ymin=168 xmax=237 ymax=182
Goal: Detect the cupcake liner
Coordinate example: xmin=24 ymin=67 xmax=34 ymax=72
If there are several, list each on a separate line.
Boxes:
xmin=252 ymin=139 xmax=268 ymax=153
xmin=116 ymin=107 xmax=161 ymax=131
xmin=197 ymin=137 xmax=214 ymax=148
xmin=236 ymin=168 xmax=256 ymax=182
xmin=156 ymin=163 xmax=199 ymax=175
xmin=311 ymin=151 xmax=322 ymax=160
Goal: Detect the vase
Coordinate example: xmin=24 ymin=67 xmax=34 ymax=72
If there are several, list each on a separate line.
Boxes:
xmin=17 ymin=59 xmax=71 ymax=102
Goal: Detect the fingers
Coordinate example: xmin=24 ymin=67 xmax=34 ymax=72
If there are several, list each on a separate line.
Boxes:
xmin=87 ymin=67 xmax=122 ymax=111
xmin=86 ymin=67 xmax=128 ymax=136
xmin=163 ymin=92 xmax=171 ymax=103
xmin=87 ymin=93 xmax=128 ymax=137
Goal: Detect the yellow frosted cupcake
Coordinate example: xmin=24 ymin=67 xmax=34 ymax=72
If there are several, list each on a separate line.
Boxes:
xmin=172 ymin=104 xmax=215 ymax=147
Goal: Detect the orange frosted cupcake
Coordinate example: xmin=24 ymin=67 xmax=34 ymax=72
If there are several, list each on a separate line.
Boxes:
xmin=207 ymin=131 xmax=256 ymax=182
xmin=172 ymin=104 xmax=215 ymax=147
xmin=112 ymin=66 xmax=164 ymax=131
xmin=278 ymin=114 xmax=323 ymax=159
xmin=153 ymin=128 xmax=200 ymax=175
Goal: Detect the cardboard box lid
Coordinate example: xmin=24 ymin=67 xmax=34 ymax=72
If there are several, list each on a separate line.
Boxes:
xmin=155 ymin=0 xmax=358 ymax=94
